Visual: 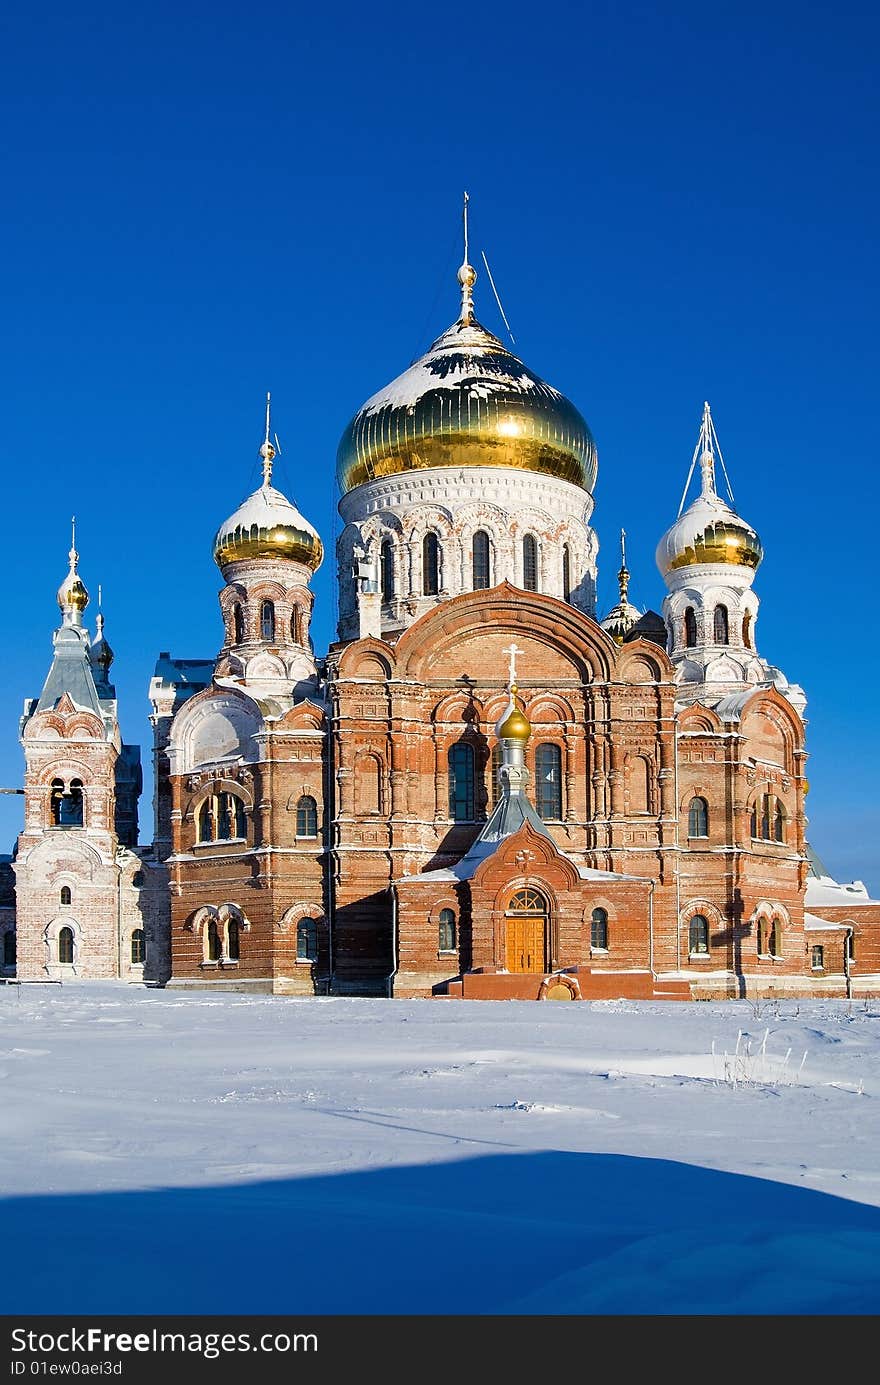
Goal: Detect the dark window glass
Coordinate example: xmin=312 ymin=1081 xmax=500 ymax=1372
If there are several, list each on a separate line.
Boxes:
xmin=380 ymin=540 xmax=394 ymax=601
xmin=846 ymin=932 xmax=855 ymax=962
xmin=523 ymin=535 xmax=538 ymax=591
xmin=769 ymin=920 xmax=781 ymax=958
xmin=750 ymin=802 xmax=758 ymax=838
xmin=448 ymin=743 xmax=475 ymax=821
xmin=260 ymin=600 xmax=275 ymax=642
xmin=472 ymin=531 xmax=490 ymax=590
xmin=57 ymin=780 xmax=83 ymax=827
xmin=423 ymin=532 xmax=440 ymax=595
xmin=130 ymin=929 xmax=146 ymax=964
xmin=227 ymin=918 xmax=240 ymax=961
xmin=811 ymin=945 xmax=824 ymax=970
xmin=297 ymin=918 xmax=318 ymax=961
xmin=688 ymin=796 xmax=708 ymax=838
xmin=60 ymin=886 xmax=72 ymax=906
xmin=50 ymin=778 xmax=65 ymax=825
xmin=439 ymin=909 xmax=456 ymax=951
xmin=761 ymin=796 xmax=771 ymax=841
xmin=3 ymin=931 xmax=15 ymax=966
xmin=774 ymin=801 xmax=784 ymax=842
xmin=535 ymin=743 xmax=562 ymax=820
xmin=689 ymin=914 xmax=709 ymax=954
xmin=197 ymin=799 xmax=211 ymax=843
xmin=206 ymin=919 xmax=220 ymax=962
xmin=714 ymin=605 xmax=729 ymax=645
xmin=232 ymin=603 xmax=244 ymax=644
xmin=742 ymin=611 xmax=752 ymax=649
xmin=59 ymin=926 xmax=74 ymax=964
xmin=562 ymin=545 xmax=571 ymax=601
xmin=296 ymin=795 xmax=318 ymax=837
xmin=591 ymin=907 xmax=608 ymax=951
xmin=684 ymin=607 xmax=697 ymax=647
xmin=132 ymin=870 xmax=144 ymax=888
xmin=234 ymin=798 xmax=247 ymax=839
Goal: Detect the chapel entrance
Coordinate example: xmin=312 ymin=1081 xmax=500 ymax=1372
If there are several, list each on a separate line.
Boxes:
xmin=505 ymin=887 xmax=548 ymax=973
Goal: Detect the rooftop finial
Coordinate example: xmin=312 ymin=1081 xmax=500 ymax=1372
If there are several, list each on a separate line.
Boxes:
xmin=69 ymin=515 xmax=78 ymax=570
xmin=699 ymin=401 xmax=717 ymax=498
xmin=259 ymin=391 xmax=276 ymax=488
xmin=501 ymin=640 xmax=522 ymax=692
xmin=457 ymin=191 xmax=477 ymax=325
xmin=618 ymin=527 xmax=630 ymax=604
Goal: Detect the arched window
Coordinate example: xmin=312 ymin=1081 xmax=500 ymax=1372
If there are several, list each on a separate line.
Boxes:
xmin=60 ymin=885 xmax=72 ymax=906
xmin=260 ymin=600 xmax=276 ymax=642
xmin=50 ymin=778 xmax=65 ymax=826
xmin=689 ymin=914 xmax=709 ymax=955
xmin=742 ymin=610 xmax=752 ymax=649
xmin=562 ymin=545 xmax=571 ymax=602
xmin=226 ymin=917 xmax=240 ymax=961
xmin=232 ymin=603 xmax=244 ymax=645
xmin=438 ymin=908 xmax=456 ymax=951
xmin=3 ymin=931 xmax=16 ymax=967
xmin=688 ymin=796 xmax=709 ymax=838
xmin=505 ymin=887 xmax=548 ymax=974
xmin=296 ymin=794 xmax=318 ymax=837
xmin=380 ymin=539 xmax=394 ymax=601
xmin=58 ymin=926 xmax=74 ymax=964
xmin=472 ymin=530 xmax=490 ymax=590
xmin=196 ymin=799 xmax=211 ymax=843
xmin=290 ymin=610 xmax=300 ymax=644
xmin=535 ymin=743 xmax=562 ymax=820
xmin=522 ymin=534 xmax=538 ymax=592
xmin=297 ymin=918 xmax=318 ymax=961
xmin=448 ymin=743 xmax=475 ymax=821
xmin=769 ymin=919 xmax=781 ymax=958
xmin=206 ymin=919 xmax=220 ymax=963
xmin=489 ymin=742 xmax=503 ymax=809
xmin=774 ymin=801 xmax=785 ymax=843
xmin=713 ymin=605 xmax=729 ymax=645
xmin=684 ymin=607 xmax=697 ymax=648
xmin=423 ymin=532 xmax=440 ymax=595
xmin=130 ymin=929 xmax=146 ymax=964
xmin=591 ymin=907 xmax=608 ymax=951
xmin=761 ymin=796 xmax=771 ymax=841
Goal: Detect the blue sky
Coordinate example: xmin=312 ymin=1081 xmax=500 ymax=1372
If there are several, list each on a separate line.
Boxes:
xmin=0 ymin=2 xmax=877 ymax=890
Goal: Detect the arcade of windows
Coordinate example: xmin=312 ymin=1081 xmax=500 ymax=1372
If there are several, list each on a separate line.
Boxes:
xmin=450 ymin=741 xmax=564 ymax=822
xmin=196 ymin=792 xmax=247 ymax=843
xmin=377 ymin=532 xmax=575 ymax=602
xmin=683 ymin=604 xmax=747 ymax=648
xmin=202 ymin=907 xmax=248 ymax=964
xmin=751 ymin=794 xmax=786 ymax=843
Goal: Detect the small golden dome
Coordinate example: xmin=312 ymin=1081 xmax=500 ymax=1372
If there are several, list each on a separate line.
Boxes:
xmin=214 ymin=483 xmax=324 ymax=575
xmin=336 ymin=318 xmax=596 ymax=495
xmin=495 ymin=685 xmax=531 ymax=743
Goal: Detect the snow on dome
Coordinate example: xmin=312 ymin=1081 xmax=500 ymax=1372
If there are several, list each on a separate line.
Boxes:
xmin=214 ymin=482 xmax=324 ymax=574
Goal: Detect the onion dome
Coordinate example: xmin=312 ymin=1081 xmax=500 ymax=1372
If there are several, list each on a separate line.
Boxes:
xmin=495 ymin=685 xmax=531 ymax=744
xmin=90 ymin=613 xmax=114 ymax=679
xmin=336 ymin=218 xmax=596 ymax=495
xmin=600 ymin=528 xmax=642 ymax=644
xmin=214 ymin=398 xmax=324 ymax=576
xmin=656 ymin=402 xmax=763 ymax=578
xmin=57 ymin=521 xmax=89 ymax=623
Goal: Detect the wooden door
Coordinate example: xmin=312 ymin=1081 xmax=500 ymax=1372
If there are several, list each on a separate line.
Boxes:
xmin=506 ymin=917 xmax=545 ymax=973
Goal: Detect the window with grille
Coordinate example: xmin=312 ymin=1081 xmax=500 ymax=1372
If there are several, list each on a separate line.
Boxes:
xmin=535 ymin=743 xmax=562 ymax=820
xmin=59 ymin=926 xmax=74 ymax=964
xmin=448 ymin=743 xmax=475 ymax=821
xmin=60 ymin=886 xmax=72 ymax=906
xmin=380 ymin=540 xmax=394 ymax=601
xmin=438 ymin=909 xmax=456 ymax=952
xmin=522 ymin=535 xmax=538 ymax=591
xmin=591 ymin=907 xmax=608 ymax=951
xmin=562 ymin=545 xmax=571 ymax=601
xmin=260 ymin=600 xmax=275 ymax=641
xmin=688 ymin=797 xmax=708 ymax=838
xmin=472 ymin=531 xmax=490 ymax=589
xmin=296 ymin=794 xmax=318 ymax=837
xmin=131 ymin=929 xmax=146 ymax=964
xmin=489 ymin=743 xmax=503 ymax=809
xmin=689 ymin=914 xmax=709 ymax=954
xmin=713 ymin=604 xmax=729 ymax=645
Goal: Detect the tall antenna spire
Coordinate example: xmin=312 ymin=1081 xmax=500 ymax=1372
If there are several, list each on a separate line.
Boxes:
xmin=618 ymin=527 xmax=630 ymax=605
xmin=259 ymin=391 xmax=276 ymax=487
xmin=457 ymin=191 xmax=477 ymax=325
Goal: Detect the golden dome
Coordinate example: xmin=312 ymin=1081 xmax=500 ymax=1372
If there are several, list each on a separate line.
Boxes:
xmin=214 ymin=482 xmax=324 ymax=574
xmin=336 ymin=265 xmax=596 ymax=495
xmin=495 ymin=686 xmax=531 ymax=743
xmin=656 ymin=403 xmax=762 ymax=577
xmin=57 ymin=529 xmax=89 ymax=616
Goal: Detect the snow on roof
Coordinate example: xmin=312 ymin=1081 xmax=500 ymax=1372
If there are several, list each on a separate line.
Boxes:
xmin=803 ymin=912 xmax=852 ymax=933
xmin=804 ymin=876 xmax=877 ymax=909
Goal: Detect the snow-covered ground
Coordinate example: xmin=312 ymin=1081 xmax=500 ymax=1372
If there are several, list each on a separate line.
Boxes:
xmin=2 ymin=984 xmax=879 ymax=1314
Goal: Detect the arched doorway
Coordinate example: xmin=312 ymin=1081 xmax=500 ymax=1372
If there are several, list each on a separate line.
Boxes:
xmin=505 ymin=887 xmax=548 ymax=974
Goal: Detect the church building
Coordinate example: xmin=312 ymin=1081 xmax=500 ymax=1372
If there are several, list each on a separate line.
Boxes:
xmin=8 ymin=221 xmax=880 ymax=999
